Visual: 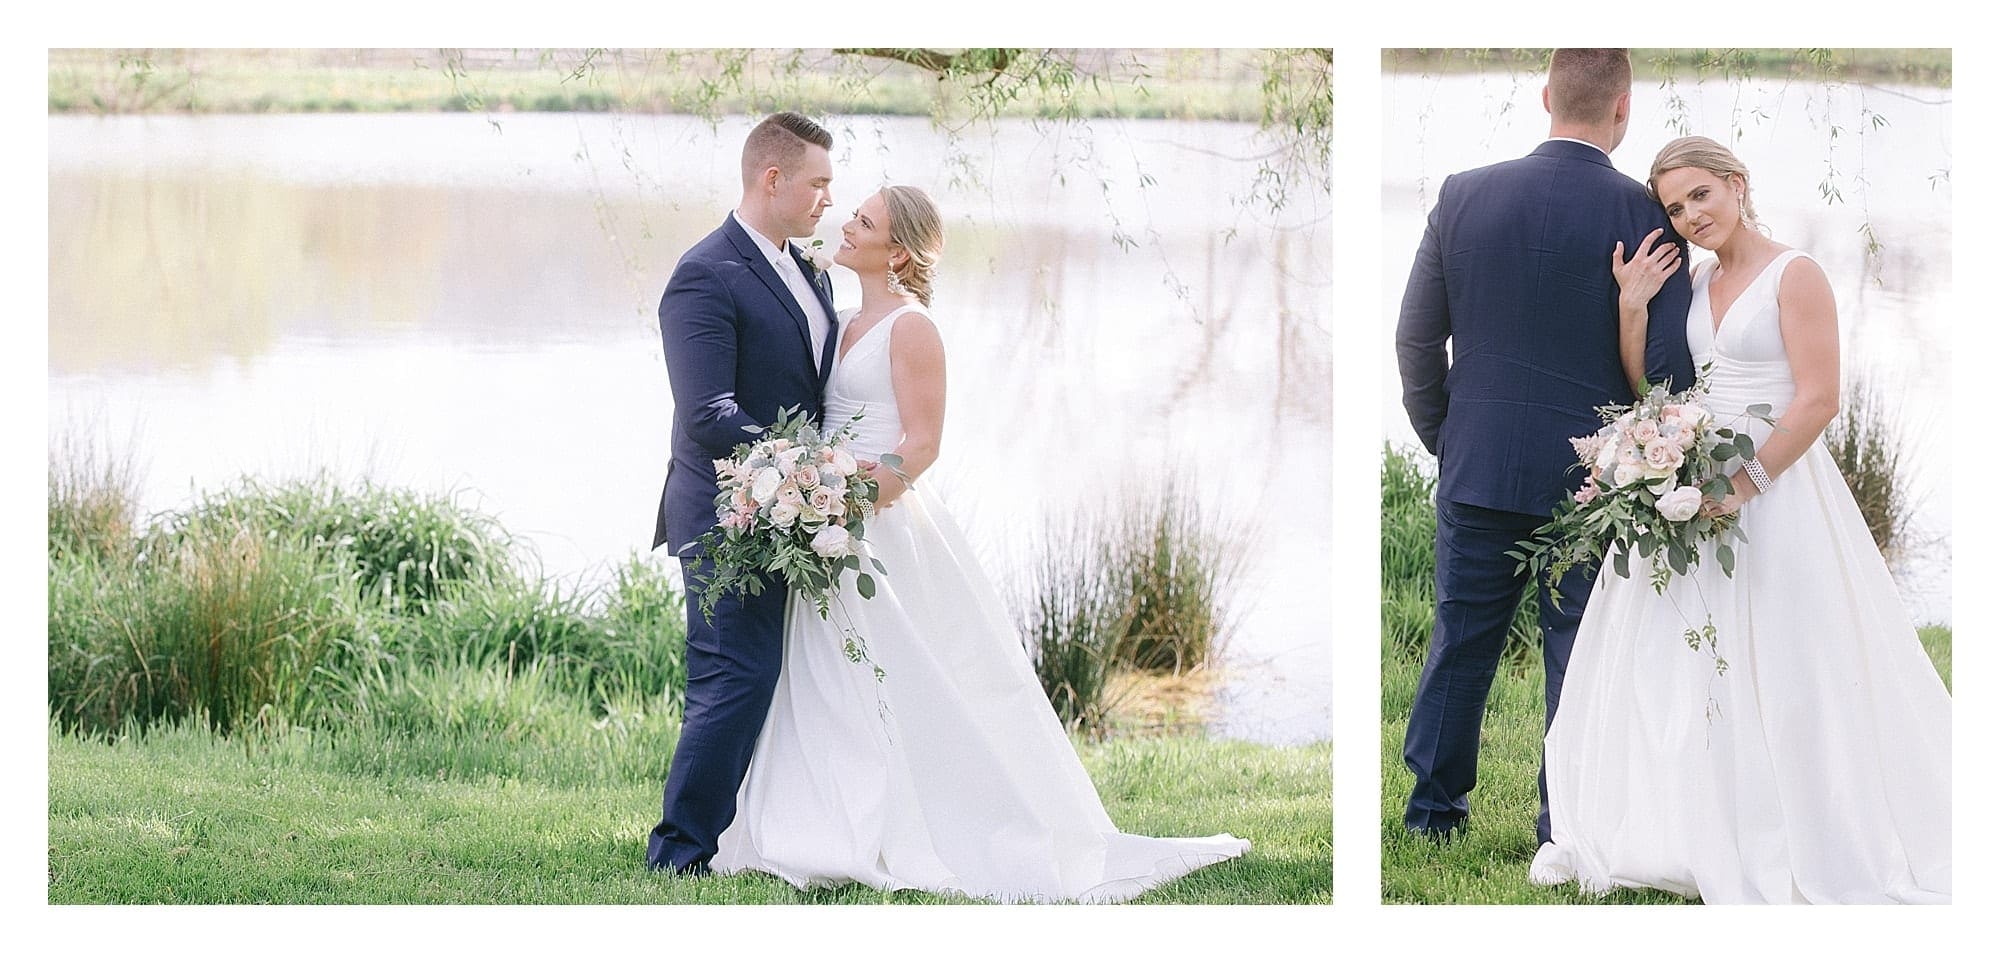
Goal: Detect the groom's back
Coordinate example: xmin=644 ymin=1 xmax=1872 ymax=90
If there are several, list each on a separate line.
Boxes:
xmin=1399 ymin=140 xmax=1687 ymax=516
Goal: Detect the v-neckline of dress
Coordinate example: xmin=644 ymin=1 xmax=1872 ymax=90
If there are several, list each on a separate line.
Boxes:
xmin=834 ymin=304 xmax=922 ymax=368
xmin=1705 ymin=250 xmax=1792 ymax=337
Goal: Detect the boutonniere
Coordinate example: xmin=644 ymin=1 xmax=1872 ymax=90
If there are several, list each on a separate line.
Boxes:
xmin=796 ymin=238 xmax=835 ymax=278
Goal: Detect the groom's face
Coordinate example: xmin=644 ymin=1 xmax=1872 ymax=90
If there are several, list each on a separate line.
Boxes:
xmin=772 ymin=144 xmax=835 ymax=239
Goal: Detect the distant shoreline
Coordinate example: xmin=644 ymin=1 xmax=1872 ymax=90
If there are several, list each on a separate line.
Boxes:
xmin=1381 ymin=48 xmax=1952 ymax=85
xmin=47 ymin=48 xmax=1278 ymax=120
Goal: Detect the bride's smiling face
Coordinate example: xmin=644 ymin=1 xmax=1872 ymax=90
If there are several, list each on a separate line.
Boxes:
xmin=1654 ymin=166 xmax=1743 ymax=251
xmin=833 ymin=191 xmax=904 ymax=275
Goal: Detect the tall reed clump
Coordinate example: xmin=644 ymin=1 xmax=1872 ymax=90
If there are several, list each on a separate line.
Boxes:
xmin=47 ymin=441 xmax=692 ymax=744
xmin=1823 ymin=377 xmax=1914 ymax=557
xmin=1380 ymin=444 xmax=1540 ymax=666
xmin=151 ymin=477 xmax=513 ymax=611
xmin=48 ymin=522 xmax=362 ymax=734
xmin=1106 ymin=482 xmax=1245 ymax=674
xmin=1013 ymin=484 xmax=1242 ymax=737
xmin=1015 ymin=518 xmax=1129 ymax=737
xmin=47 ymin=429 xmax=140 ymax=563
xmin=332 ymin=555 xmax=690 ymax=721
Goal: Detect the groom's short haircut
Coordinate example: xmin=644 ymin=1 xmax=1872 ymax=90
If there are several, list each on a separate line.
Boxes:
xmin=1547 ymin=49 xmax=1631 ymax=124
xmin=741 ymin=111 xmax=834 ymax=189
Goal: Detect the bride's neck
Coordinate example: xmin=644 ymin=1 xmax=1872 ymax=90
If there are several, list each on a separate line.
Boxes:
xmin=1712 ymin=229 xmax=1777 ymax=271
xmin=856 ymin=271 xmax=917 ymax=314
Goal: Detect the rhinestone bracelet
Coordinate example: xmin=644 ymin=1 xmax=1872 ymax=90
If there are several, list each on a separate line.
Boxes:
xmin=1743 ymin=458 xmax=1773 ymax=494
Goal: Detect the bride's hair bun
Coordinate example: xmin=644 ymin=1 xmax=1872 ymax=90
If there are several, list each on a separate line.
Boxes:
xmin=880 ymin=185 xmax=944 ymax=307
xmin=1648 ymin=136 xmax=1761 ymax=227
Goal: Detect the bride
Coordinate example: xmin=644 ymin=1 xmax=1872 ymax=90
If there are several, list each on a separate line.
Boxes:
xmin=709 ymin=184 xmax=1250 ymax=902
xmin=1528 ymin=136 xmax=1952 ymax=904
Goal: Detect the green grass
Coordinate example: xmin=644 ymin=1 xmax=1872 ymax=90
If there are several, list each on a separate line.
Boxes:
xmin=48 ymin=723 xmax=1328 ymax=904
xmin=46 ymin=442 xmax=1325 ymax=905
xmin=1380 ymin=626 xmax=1952 ymax=904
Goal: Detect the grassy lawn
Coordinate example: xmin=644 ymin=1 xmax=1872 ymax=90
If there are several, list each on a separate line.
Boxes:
xmin=1378 ymin=626 xmax=1952 ymax=904
xmin=49 ymin=725 xmax=1329 ymax=905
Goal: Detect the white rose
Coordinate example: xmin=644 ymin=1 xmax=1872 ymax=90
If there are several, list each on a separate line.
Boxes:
xmin=1613 ymin=462 xmax=1645 ymax=487
xmin=750 ymin=466 xmax=783 ymax=504
xmin=810 ymin=523 xmax=853 ymax=558
xmin=830 ymin=448 xmax=858 ymax=477
xmin=770 ymin=501 xmax=801 ymax=527
xmin=1655 ymin=485 xmax=1704 ymax=522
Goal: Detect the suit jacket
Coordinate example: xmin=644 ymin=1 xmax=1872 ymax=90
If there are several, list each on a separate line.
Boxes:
xmin=653 ymin=214 xmax=839 ymax=554
xmin=1396 ymin=139 xmax=1697 ymax=517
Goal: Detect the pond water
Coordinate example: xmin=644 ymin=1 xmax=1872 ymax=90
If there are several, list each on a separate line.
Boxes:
xmin=48 ymin=112 xmax=1333 ymax=745
xmin=1380 ymin=71 xmax=1954 ymax=626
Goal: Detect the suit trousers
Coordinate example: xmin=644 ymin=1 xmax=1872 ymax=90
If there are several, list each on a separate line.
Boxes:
xmin=1402 ymin=499 xmax=1596 ymax=843
xmin=647 ymin=558 xmax=787 ymax=871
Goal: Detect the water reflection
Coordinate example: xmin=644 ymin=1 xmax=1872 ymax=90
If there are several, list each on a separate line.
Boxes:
xmin=48 ymin=112 xmax=1333 ymax=745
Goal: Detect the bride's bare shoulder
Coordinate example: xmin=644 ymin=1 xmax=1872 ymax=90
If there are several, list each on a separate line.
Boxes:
xmin=887 ymin=308 xmax=945 ymax=366
xmin=1775 ymin=250 xmax=1835 ymax=317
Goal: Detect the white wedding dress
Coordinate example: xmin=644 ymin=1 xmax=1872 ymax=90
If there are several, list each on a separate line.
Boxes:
xmin=712 ymin=303 xmax=1250 ymax=902
xmin=1530 ymin=250 xmax=1952 ymax=904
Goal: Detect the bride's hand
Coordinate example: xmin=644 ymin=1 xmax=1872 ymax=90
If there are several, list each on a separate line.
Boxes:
xmin=1613 ymin=228 xmax=1681 ymax=308
xmin=1698 ymin=470 xmax=1757 ymax=519
xmin=870 ymin=465 xmax=907 ymax=511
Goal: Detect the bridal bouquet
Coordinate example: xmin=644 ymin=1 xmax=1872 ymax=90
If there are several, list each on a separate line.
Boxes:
xmin=693 ymin=405 xmax=896 ymax=676
xmin=1515 ymin=377 xmax=1775 ymax=675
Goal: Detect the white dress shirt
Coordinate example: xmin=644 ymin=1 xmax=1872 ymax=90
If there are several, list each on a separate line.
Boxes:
xmin=733 ymin=211 xmax=831 ymax=369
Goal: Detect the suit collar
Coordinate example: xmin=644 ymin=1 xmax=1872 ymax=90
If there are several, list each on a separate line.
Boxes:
xmin=1531 ymin=137 xmax=1616 ymax=169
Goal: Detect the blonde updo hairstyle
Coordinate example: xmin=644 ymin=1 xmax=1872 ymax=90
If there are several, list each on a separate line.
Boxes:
xmin=1648 ymin=135 xmax=1761 ymax=228
xmin=880 ymin=185 xmax=944 ymax=307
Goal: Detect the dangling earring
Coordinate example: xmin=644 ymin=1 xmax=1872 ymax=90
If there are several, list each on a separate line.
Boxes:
xmin=1737 ymin=190 xmax=1749 ymax=225
xmin=885 ymin=260 xmax=908 ymax=296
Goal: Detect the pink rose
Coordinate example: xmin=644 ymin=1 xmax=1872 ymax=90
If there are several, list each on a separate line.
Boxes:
xmin=809 ymin=485 xmax=842 ymax=518
xmin=1633 ymin=419 xmax=1661 ymax=445
xmin=1644 ymin=440 xmax=1684 ymax=472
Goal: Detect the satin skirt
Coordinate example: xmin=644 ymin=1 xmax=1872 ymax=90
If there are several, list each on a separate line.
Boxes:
xmin=1530 ymin=380 xmax=1952 ymax=903
xmin=712 ymin=487 xmax=1249 ymax=902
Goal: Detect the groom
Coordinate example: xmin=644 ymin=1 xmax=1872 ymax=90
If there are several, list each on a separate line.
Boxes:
xmin=646 ymin=111 xmax=838 ymax=874
xmin=1395 ymin=49 xmax=1696 ymax=844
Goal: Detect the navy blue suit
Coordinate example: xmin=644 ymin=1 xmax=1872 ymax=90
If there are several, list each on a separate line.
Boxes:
xmin=647 ymin=214 xmax=838 ymax=872
xmin=1395 ymin=139 xmax=1695 ymax=842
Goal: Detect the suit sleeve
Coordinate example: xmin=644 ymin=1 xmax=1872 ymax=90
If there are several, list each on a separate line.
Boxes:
xmin=1641 ymin=211 xmax=1698 ymax=390
xmin=1396 ymin=183 xmax=1452 ymax=456
xmin=659 ymin=257 xmax=764 ymax=457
